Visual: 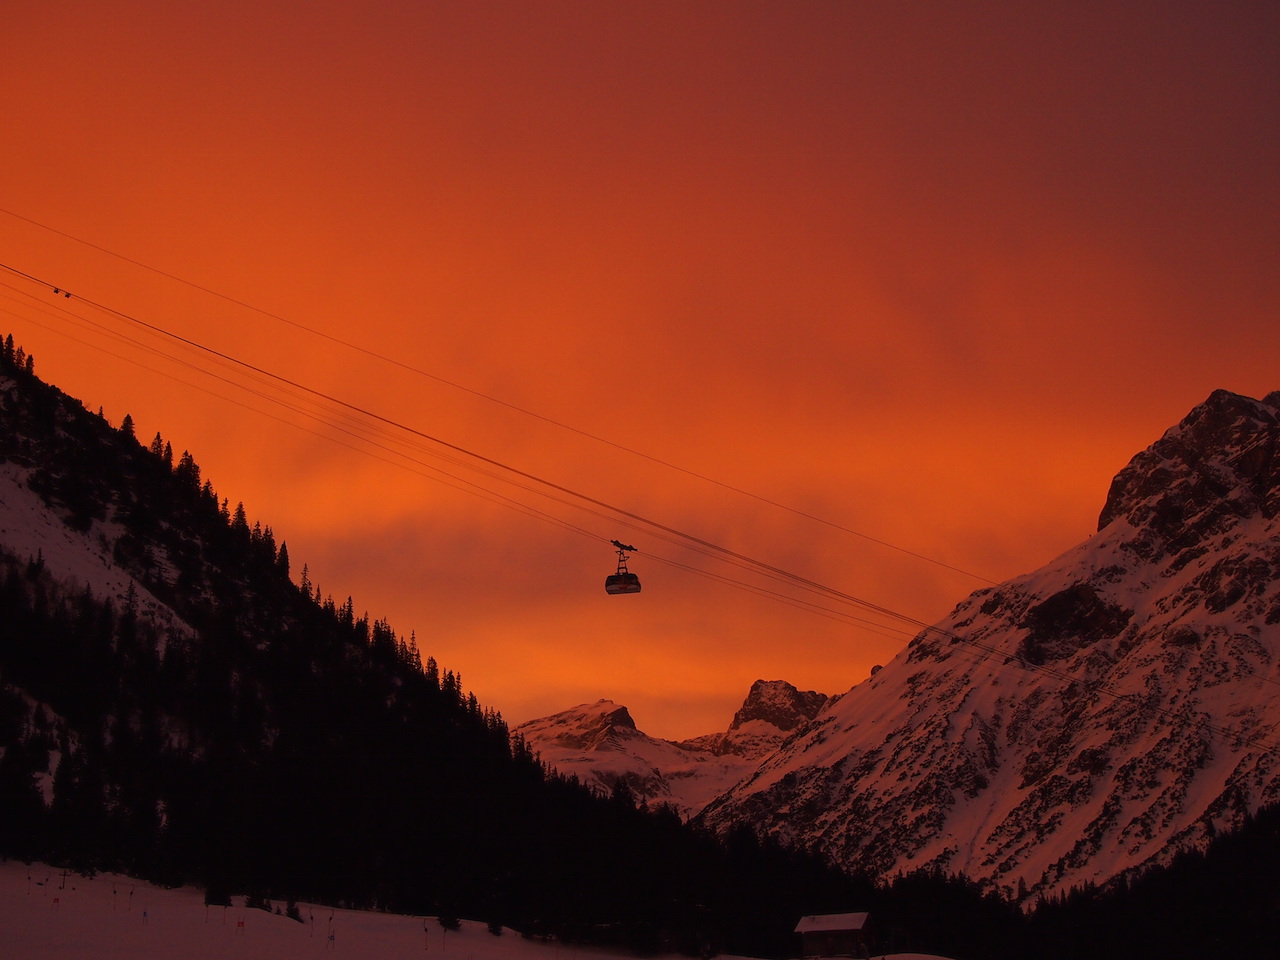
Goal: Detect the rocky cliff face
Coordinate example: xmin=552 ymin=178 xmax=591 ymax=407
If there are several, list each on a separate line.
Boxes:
xmin=698 ymin=390 xmax=1280 ymax=902
xmin=730 ymin=679 xmax=829 ymax=733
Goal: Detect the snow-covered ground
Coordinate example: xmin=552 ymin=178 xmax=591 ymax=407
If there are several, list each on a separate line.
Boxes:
xmin=0 ymin=860 xmax=632 ymax=960
xmin=0 ymin=860 xmax=953 ymax=960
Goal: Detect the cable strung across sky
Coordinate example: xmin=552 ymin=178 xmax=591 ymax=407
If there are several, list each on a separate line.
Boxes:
xmin=0 ymin=206 xmax=995 ymax=587
xmin=1 ymin=258 xmax=935 ymax=635
xmin=3 ymin=269 xmax=905 ymax=636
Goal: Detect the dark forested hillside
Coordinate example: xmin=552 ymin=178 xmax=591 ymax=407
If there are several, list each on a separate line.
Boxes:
xmin=0 ymin=338 xmax=875 ymax=956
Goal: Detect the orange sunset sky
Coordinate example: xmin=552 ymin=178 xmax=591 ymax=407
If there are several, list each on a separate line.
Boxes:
xmin=1 ymin=1 xmax=1277 ymax=739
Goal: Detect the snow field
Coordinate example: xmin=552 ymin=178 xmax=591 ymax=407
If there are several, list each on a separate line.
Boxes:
xmin=0 ymin=860 xmax=955 ymax=960
xmin=1 ymin=860 xmax=620 ymax=960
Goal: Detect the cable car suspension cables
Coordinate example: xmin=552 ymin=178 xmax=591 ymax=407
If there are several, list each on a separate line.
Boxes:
xmin=0 ymin=208 xmax=994 ymax=586
xmin=0 ymin=261 xmax=931 ymax=637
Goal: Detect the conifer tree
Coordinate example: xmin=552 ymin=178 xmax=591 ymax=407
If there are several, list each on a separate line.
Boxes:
xmin=176 ymin=451 xmax=201 ymax=491
xmin=231 ymin=502 xmax=249 ymax=538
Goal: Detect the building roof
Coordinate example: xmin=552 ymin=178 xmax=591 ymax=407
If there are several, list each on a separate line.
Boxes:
xmin=794 ymin=913 xmax=870 ymax=934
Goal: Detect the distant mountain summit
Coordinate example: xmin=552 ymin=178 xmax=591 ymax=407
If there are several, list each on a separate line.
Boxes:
xmin=683 ymin=680 xmax=830 ymax=760
xmin=516 ymin=680 xmax=828 ymax=816
xmin=699 ymin=390 xmax=1280 ymax=901
xmin=732 ymin=678 xmax=829 ymax=734
xmin=521 ymin=699 xmax=641 ymax=751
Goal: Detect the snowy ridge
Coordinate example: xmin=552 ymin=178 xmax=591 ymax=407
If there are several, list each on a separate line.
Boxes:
xmin=516 ymin=681 xmax=828 ymax=817
xmin=516 ymin=699 xmax=759 ymax=817
xmin=699 ymin=390 xmax=1280 ymax=901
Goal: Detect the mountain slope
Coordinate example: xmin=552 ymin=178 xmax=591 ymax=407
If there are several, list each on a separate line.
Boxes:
xmin=699 ymin=389 xmax=1280 ymax=902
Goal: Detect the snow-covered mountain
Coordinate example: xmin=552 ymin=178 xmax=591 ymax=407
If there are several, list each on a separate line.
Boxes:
xmin=515 ymin=680 xmax=827 ymax=817
xmin=699 ymin=389 xmax=1280 ymax=902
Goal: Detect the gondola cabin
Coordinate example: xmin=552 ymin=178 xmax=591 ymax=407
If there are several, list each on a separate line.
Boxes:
xmin=606 ymin=540 xmax=641 ymax=595
xmin=605 ymin=571 xmax=642 ymax=595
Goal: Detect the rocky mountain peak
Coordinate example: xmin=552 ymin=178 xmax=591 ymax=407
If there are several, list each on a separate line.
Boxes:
xmin=729 ymin=679 xmax=828 ymax=733
xmin=1097 ymin=390 xmax=1280 ymax=543
xmin=518 ymin=700 xmax=639 ymax=751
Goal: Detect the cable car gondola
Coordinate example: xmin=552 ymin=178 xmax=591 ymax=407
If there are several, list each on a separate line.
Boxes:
xmin=605 ymin=540 xmax=641 ymax=595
